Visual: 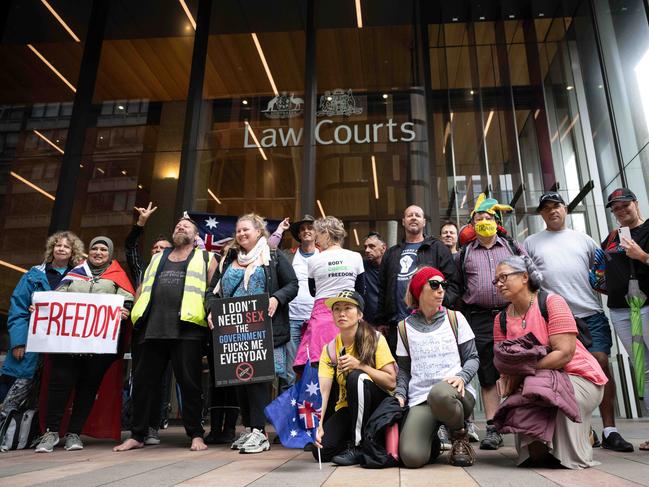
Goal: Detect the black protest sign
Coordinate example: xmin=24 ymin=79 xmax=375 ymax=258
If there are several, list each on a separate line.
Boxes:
xmin=211 ymin=293 xmax=275 ymax=386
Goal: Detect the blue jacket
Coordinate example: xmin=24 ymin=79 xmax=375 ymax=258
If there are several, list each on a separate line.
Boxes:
xmin=1 ymin=264 xmax=50 ymax=379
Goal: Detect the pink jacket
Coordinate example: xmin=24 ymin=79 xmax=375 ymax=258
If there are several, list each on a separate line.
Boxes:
xmin=493 ymin=333 xmax=581 ymax=442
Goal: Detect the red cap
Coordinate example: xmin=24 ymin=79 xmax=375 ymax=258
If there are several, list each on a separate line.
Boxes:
xmin=409 ymin=267 xmax=445 ymax=301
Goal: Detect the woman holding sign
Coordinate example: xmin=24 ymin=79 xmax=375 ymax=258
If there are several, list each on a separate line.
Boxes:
xmin=0 ymin=231 xmax=84 ymax=408
xmin=35 ymin=236 xmax=134 ymax=453
xmin=314 ymin=290 xmax=396 ymax=466
xmin=206 ymin=213 xmax=297 ymax=454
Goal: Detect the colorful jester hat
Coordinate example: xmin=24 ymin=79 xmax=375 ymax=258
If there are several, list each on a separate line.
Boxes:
xmin=470 ymin=193 xmax=514 ymax=223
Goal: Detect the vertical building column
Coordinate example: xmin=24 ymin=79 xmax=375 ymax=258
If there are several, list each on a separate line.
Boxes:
xmin=299 ymin=0 xmax=317 ymax=217
xmin=174 ymin=0 xmax=213 ymax=218
xmin=414 ymin=0 xmax=440 ymax=233
xmin=49 ymin=0 xmax=109 ymax=233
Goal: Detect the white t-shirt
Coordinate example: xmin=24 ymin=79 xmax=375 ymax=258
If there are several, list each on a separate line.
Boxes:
xmin=307 ymin=248 xmax=364 ymax=300
xmin=524 ymin=228 xmax=603 ymax=317
xmin=396 ymin=312 xmax=476 ymax=407
xmin=289 ymin=248 xmax=319 ymax=321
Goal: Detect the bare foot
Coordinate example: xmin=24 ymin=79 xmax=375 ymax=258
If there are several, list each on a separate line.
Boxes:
xmin=190 ymin=437 xmax=208 ymax=451
xmin=113 ymin=438 xmax=144 ymax=452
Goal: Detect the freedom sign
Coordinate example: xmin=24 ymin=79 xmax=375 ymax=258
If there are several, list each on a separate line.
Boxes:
xmin=211 ymin=293 xmax=275 ymax=387
xmin=26 ymin=291 xmax=125 ymax=354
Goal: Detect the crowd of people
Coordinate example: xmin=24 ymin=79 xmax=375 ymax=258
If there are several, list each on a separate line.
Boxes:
xmin=1 ymin=186 xmax=648 ymax=470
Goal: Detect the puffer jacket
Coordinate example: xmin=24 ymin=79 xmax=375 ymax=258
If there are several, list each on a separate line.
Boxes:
xmin=2 ymin=265 xmax=50 ymax=379
xmin=493 ymin=333 xmax=581 ymax=443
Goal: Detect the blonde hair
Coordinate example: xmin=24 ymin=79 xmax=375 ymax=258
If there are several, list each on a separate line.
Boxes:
xmin=220 ymin=213 xmax=270 ymax=258
xmin=313 ymin=216 xmax=346 ymax=245
xmin=43 ymin=231 xmax=84 ymax=266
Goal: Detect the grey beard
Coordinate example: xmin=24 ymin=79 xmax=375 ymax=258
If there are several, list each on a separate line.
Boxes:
xmin=173 ymin=233 xmax=192 ymax=246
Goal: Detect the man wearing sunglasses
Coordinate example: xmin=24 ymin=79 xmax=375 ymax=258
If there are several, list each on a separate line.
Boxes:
xmin=456 ymin=194 xmax=525 ymax=451
xmin=524 ymin=191 xmax=633 ymax=452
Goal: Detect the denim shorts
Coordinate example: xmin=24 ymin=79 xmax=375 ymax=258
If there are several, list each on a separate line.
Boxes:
xmin=583 ymin=311 xmax=613 ymax=355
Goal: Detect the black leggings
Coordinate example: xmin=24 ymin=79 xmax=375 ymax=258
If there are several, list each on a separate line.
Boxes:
xmin=238 ymin=382 xmax=270 ymax=431
xmin=45 ymin=353 xmax=117 ymax=435
xmin=313 ymin=369 xmax=389 ymax=462
xmin=130 ymin=339 xmax=204 ymax=441
xmin=206 ymin=339 xmax=239 ymax=432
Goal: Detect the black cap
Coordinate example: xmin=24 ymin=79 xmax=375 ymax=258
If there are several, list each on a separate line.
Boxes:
xmin=289 ymin=215 xmax=316 ymax=242
xmin=536 ymin=192 xmax=566 ymax=212
xmin=325 ymin=290 xmax=365 ymax=312
xmin=606 ymin=188 xmax=637 ymax=208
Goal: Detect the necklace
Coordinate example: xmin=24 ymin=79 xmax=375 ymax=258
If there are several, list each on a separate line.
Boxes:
xmin=512 ymin=293 xmax=536 ymax=329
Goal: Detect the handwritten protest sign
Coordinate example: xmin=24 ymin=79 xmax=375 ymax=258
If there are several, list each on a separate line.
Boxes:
xmin=26 ymin=291 xmax=125 ymax=354
xmin=211 ymin=293 xmax=275 ymax=386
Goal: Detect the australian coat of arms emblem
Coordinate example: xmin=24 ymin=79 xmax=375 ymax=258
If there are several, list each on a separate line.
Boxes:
xmin=262 ymin=92 xmax=304 ymax=119
xmin=317 ymin=89 xmax=363 ymax=117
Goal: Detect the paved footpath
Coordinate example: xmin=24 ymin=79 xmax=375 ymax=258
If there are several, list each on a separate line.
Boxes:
xmin=1 ymin=419 xmax=648 ymax=486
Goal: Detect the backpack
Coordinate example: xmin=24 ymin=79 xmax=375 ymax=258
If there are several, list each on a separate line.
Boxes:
xmin=498 ymin=290 xmax=593 ymax=348
xmin=397 ymin=309 xmax=459 ymax=356
xmin=0 ymin=408 xmax=39 ymax=452
xmin=459 ymin=231 xmax=522 ymax=289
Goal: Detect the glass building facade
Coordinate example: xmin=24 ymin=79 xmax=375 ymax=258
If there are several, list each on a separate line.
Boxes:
xmin=0 ymin=0 xmax=648 ymax=415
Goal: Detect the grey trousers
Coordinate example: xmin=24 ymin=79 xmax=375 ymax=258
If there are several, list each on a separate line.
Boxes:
xmin=399 ymin=381 xmax=475 ymax=469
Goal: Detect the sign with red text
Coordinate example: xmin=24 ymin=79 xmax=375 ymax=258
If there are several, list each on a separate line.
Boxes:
xmin=211 ymin=293 xmax=275 ymax=387
xmin=26 ymin=291 xmax=125 ymax=354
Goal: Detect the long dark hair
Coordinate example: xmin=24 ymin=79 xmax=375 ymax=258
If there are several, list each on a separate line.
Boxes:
xmin=353 ymin=320 xmax=378 ymax=368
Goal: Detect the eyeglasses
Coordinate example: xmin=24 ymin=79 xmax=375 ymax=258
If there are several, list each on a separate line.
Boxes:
xmin=428 ymin=280 xmax=449 ymax=290
xmin=492 ymin=271 xmax=524 ymax=286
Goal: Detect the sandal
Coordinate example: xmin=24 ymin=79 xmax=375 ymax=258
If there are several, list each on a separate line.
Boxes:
xmin=640 ymin=440 xmax=649 ymax=451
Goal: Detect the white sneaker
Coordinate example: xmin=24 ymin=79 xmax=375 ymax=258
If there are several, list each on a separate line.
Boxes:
xmin=467 ymin=421 xmax=480 ymax=443
xmin=35 ymin=431 xmax=59 ymax=453
xmin=238 ymin=428 xmax=270 ymax=454
xmin=230 ymin=428 xmax=252 ymax=450
xmin=438 ymin=425 xmax=452 ymax=451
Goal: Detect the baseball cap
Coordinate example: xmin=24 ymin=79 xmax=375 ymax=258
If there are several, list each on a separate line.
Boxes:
xmin=536 ymin=192 xmax=566 ymax=212
xmin=606 ymin=188 xmax=637 ymax=208
xmin=325 ymin=290 xmax=365 ymax=312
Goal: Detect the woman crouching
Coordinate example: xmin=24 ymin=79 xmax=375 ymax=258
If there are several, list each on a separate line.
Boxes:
xmin=396 ymin=267 xmax=479 ymax=468
xmin=314 ymin=290 xmax=396 ymax=466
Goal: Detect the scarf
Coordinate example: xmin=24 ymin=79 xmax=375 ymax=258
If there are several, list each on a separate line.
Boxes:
xmin=214 ymin=236 xmax=270 ymax=294
xmin=59 ymin=259 xmax=135 ymax=296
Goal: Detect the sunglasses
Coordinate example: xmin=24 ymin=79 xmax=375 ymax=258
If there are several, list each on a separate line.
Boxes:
xmin=428 ymin=280 xmax=449 ymax=290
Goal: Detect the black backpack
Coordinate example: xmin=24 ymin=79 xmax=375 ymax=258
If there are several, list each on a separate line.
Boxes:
xmin=499 ymin=290 xmax=593 ymax=348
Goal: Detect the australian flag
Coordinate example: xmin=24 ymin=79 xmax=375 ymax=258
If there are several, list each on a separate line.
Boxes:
xmin=264 ymin=359 xmax=322 ymax=449
xmin=186 ymin=212 xmax=282 ymax=254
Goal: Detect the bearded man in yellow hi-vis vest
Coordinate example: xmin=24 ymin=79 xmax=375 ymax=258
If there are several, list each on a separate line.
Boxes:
xmin=114 ymin=217 xmax=217 ymax=453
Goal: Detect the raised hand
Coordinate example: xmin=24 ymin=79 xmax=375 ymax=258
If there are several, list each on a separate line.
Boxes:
xmin=134 ymin=202 xmax=158 ymax=226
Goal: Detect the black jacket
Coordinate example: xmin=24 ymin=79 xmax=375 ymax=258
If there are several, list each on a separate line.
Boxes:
xmin=603 ymin=220 xmax=649 ymax=309
xmin=205 ymin=249 xmax=298 ymax=347
xmin=377 ymin=236 xmax=460 ymax=324
xmin=359 ymin=396 xmax=403 ymax=469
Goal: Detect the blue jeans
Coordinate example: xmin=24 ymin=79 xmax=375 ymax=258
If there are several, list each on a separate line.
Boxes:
xmin=285 ymin=319 xmax=306 ymax=386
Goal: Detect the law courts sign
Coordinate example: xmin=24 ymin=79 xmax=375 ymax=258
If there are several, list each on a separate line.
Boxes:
xmin=244 ymin=89 xmax=418 ymax=148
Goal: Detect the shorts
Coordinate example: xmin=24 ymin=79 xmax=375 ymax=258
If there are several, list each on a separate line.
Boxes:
xmin=582 ymin=311 xmax=612 ymax=355
xmin=466 ymin=308 xmax=500 ymax=387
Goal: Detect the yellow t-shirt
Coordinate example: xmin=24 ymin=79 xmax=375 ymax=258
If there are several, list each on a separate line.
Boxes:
xmin=318 ymin=333 xmax=395 ymax=411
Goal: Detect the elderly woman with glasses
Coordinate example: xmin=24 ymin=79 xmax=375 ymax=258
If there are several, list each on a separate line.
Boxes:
xmin=395 ymin=267 xmax=479 ymax=469
xmin=493 ymin=255 xmax=607 ymax=469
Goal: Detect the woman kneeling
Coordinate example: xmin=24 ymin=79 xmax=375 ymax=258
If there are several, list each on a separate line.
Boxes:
xmin=396 ymin=267 xmax=479 ymax=468
xmin=314 ymin=290 xmax=396 ymax=466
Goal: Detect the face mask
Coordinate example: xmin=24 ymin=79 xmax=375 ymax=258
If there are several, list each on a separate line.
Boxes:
xmin=475 ymin=220 xmax=498 ymax=237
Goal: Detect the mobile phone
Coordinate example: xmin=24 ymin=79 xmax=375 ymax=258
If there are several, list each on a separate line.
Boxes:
xmin=619 ymin=226 xmax=632 ymax=243
xmin=340 ymin=347 xmax=346 ymax=357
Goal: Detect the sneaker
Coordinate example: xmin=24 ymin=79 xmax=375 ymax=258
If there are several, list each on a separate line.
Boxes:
xmin=590 ymin=428 xmax=601 ymax=448
xmin=64 ymin=433 xmax=84 ymax=451
xmin=238 ymin=428 xmax=270 ymax=454
xmin=331 ymin=446 xmax=363 ymax=466
xmin=159 ymin=418 xmax=169 ymax=430
xmin=480 ymin=425 xmax=503 ymax=450
xmin=144 ymin=427 xmax=161 ymax=445
xmin=602 ymin=431 xmax=634 ymax=452
xmin=467 ymin=421 xmax=480 ymax=443
xmin=231 ymin=429 xmax=252 ymax=450
xmin=437 ymin=425 xmax=452 ymax=451
xmin=449 ymin=429 xmax=476 ymax=467
xmin=35 ymin=431 xmax=59 ymax=453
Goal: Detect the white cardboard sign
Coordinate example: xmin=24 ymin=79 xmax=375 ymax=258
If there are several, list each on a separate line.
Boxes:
xmin=26 ymin=291 xmax=125 ymax=354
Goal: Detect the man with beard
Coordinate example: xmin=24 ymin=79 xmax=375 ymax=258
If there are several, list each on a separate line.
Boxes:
xmin=377 ymin=205 xmax=460 ymax=352
xmin=115 ymin=217 xmax=217 ymax=452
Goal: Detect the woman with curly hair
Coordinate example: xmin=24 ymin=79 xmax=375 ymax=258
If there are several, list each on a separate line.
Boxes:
xmin=0 ymin=231 xmax=84 ymax=409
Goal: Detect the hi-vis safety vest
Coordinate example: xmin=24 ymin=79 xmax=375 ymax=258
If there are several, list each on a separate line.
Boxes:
xmin=131 ymin=249 xmax=213 ymax=327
